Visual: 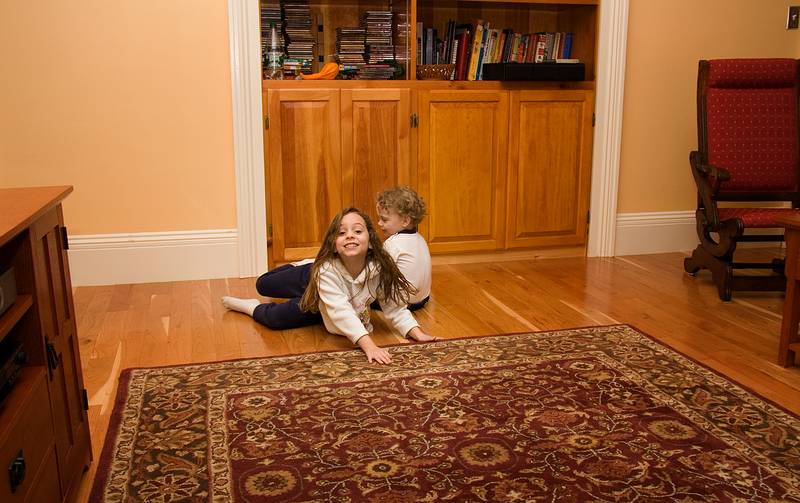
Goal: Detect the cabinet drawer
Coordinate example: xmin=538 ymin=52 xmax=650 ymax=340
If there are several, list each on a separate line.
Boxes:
xmin=24 ymin=446 xmax=59 ymax=503
xmin=0 ymin=367 xmax=56 ymax=502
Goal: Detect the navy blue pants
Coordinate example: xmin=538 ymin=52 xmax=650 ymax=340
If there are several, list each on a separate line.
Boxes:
xmin=252 ymin=263 xmax=322 ymax=329
xmin=252 ymin=262 xmax=429 ymax=330
xmin=256 ymin=262 xmax=311 ymax=298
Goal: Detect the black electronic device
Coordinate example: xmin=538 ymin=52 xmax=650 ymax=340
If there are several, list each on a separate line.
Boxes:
xmin=0 ymin=340 xmax=28 ymax=408
xmin=481 ymin=62 xmax=585 ymax=81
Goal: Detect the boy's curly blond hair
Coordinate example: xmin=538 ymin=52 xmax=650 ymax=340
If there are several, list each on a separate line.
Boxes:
xmin=376 ymin=186 xmax=427 ymax=227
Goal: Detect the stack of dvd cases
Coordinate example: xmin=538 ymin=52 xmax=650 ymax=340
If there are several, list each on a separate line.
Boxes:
xmin=282 ymin=0 xmax=315 ymax=70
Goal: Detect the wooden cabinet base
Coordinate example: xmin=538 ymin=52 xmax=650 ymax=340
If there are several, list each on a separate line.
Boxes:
xmin=0 ymin=186 xmax=91 ymax=503
xmin=264 ymin=84 xmax=595 ymax=262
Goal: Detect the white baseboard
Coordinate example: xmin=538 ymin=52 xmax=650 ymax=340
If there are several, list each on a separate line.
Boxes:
xmin=66 ymin=213 xmax=783 ymax=286
xmin=614 ymin=211 xmax=698 ymax=256
xmin=614 ymin=211 xmax=784 ymax=256
xmin=68 ymin=229 xmax=239 ymax=286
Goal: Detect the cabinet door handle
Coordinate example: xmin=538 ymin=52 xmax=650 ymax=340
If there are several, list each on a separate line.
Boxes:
xmin=61 ymin=225 xmax=69 ymax=250
xmin=46 ymin=339 xmax=60 ymax=375
xmin=8 ymin=450 xmax=26 ymax=493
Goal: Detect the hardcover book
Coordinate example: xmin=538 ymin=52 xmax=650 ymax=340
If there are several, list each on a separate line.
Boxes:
xmin=466 ymin=21 xmax=484 ymax=80
xmin=454 ymin=29 xmax=471 ymax=80
xmin=474 ymin=22 xmax=490 ymax=80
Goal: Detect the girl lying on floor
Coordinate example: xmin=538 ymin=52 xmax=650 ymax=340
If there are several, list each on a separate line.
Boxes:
xmin=222 ymin=207 xmax=435 ymax=364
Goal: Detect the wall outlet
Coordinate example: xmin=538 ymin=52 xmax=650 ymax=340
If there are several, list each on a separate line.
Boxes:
xmin=788 ymin=6 xmax=800 ymax=29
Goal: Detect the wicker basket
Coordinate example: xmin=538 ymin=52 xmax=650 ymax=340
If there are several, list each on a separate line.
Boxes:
xmin=416 ymin=64 xmax=455 ymax=80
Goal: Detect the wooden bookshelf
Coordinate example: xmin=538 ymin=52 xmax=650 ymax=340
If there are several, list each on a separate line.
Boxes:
xmin=261 ymin=0 xmax=599 ymax=264
xmin=414 ymin=1 xmax=597 ymax=80
xmin=260 ymin=0 xmax=598 ymax=81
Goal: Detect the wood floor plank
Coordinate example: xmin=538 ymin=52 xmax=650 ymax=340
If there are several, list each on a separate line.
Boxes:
xmin=150 ymin=280 xmax=190 ymax=366
xmin=209 ymin=278 xmax=242 ymax=361
xmin=189 ymin=280 xmax=217 ymax=363
xmin=108 ymin=283 xmax=133 ymax=312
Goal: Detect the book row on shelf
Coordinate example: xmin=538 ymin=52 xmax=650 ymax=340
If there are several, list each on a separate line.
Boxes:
xmin=420 ymin=20 xmax=575 ymax=81
xmin=259 ymin=1 xmax=579 ymax=81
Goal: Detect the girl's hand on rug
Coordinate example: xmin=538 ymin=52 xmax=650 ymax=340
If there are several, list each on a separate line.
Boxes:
xmin=358 ymin=335 xmax=392 ymax=364
xmin=406 ymin=326 xmax=437 ymax=342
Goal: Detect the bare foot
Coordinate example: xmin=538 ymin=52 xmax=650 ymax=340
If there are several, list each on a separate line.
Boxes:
xmin=221 ymin=296 xmax=261 ymax=317
xmin=406 ymin=327 xmax=437 ymax=342
xmin=411 ymin=333 xmax=438 ymax=342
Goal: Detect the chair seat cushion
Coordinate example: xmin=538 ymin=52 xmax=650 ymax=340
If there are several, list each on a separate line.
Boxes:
xmin=718 ymin=207 xmax=800 ymax=227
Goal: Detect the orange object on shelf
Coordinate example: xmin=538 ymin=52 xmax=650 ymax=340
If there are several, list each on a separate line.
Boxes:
xmin=299 ymin=62 xmax=339 ymax=80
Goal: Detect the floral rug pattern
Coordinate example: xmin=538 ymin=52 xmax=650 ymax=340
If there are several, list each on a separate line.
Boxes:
xmin=91 ymin=325 xmax=800 ymax=502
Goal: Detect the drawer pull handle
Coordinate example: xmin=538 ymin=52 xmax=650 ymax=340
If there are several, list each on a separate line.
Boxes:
xmin=8 ymin=451 xmax=26 ymax=493
xmin=46 ymin=339 xmax=60 ymax=374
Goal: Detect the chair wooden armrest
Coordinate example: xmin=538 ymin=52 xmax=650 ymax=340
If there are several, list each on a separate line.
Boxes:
xmin=689 ymin=151 xmax=730 ymax=230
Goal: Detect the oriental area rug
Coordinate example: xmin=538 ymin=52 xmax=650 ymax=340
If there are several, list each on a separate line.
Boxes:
xmin=90 ymin=325 xmax=800 ymax=502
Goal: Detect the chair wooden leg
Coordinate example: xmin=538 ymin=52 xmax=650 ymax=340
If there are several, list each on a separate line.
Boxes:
xmin=684 ymin=245 xmax=733 ymax=301
xmin=711 ymin=261 xmax=733 ymax=302
xmin=684 ymin=245 xmax=707 ymax=275
xmin=684 ymin=255 xmax=701 ymax=275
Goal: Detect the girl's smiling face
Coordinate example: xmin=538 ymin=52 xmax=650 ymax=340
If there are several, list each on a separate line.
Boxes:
xmin=335 ymin=212 xmax=370 ymax=259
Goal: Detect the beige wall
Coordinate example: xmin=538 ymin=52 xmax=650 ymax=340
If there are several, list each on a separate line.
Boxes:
xmin=618 ymin=0 xmax=800 ymax=214
xmin=0 ymin=1 xmax=236 ymax=234
xmin=2 ymin=2 xmax=799 ymax=234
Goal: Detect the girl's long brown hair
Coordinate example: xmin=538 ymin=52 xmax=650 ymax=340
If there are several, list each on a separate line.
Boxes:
xmin=299 ymin=207 xmax=416 ymax=313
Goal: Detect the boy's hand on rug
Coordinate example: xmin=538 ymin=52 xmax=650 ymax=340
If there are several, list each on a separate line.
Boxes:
xmin=406 ymin=326 xmax=437 ymax=342
xmin=358 ymin=336 xmax=392 ymax=364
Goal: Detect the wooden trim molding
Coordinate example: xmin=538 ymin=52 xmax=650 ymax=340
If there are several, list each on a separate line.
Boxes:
xmin=228 ymin=0 xmax=268 ymax=277
xmin=229 ymin=0 xmax=629 ymax=267
xmin=587 ymin=0 xmax=629 ymax=257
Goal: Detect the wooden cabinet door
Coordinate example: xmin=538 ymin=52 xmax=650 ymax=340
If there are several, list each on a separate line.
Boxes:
xmin=266 ymin=88 xmax=343 ymax=262
xmin=30 ymin=205 xmax=90 ymax=501
xmin=341 ymin=88 xmax=412 ymax=227
xmin=418 ymin=90 xmax=508 ymax=253
xmin=506 ymin=90 xmax=595 ymax=248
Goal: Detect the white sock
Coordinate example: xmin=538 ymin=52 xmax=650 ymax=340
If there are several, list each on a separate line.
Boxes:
xmin=221 ymin=296 xmax=261 ymax=317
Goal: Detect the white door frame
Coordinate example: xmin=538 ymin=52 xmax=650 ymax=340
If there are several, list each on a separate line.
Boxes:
xmin=227 ymin=0 xmax=629 ymax=276
xmin=228 ymin=0 xmax=267 ymax=277
xmin=588 ymin=0 xmax=628 ymax=257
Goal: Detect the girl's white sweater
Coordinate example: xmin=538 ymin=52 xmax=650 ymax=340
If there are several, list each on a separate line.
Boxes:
xmin=317 ymin=258 xmax=418 ymax=344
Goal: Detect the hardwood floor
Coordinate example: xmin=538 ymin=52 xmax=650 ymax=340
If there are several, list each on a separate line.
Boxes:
xmin=71 ymin=252 xmax=800 ymax=502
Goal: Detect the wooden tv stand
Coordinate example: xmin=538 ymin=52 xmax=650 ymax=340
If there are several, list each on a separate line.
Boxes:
xmin=0 ymin=186 xmax=91 ymax=502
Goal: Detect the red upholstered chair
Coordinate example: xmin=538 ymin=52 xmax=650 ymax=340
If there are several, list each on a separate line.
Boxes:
xmin=684 ymin=58 xmax=800 ymax=300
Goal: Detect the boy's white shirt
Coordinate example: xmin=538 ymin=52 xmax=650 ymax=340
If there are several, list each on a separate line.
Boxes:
xmin=317 ymin=258 xmax=418 ymax=344
xmin=383 ymin=231 xmax=432 ymax=304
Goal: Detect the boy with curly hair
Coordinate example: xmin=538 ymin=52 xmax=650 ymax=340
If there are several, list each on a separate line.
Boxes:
xmin=375 ymin=186 xmax=431 ymax=310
